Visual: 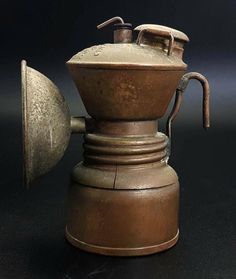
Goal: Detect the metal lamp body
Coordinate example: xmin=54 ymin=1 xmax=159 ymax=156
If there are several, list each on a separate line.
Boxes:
xmin=21 ymin=17 xmax=210 ymax=256
xmin=66 ymin=123 xmax=179 ymax=256
xmin=67 ymin=171 xmax=179 ymax=256
xmin=67 ymin=67 xmax=186 ymax=120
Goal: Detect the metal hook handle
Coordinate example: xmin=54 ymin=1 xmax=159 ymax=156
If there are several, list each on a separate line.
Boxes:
xmin=97 ymin=16 xmax=124 ymax=29
xmin=136 ymin=28 xmax=174 ymax=56
xmin=166 ymin=72 xmax=210 ymax=152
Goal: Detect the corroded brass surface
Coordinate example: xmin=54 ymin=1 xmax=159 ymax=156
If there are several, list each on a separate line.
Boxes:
xmin=67 ymin=67 xmax=185 ymax=120
xmin=66 ymin=183 xmax=179 ymax=256
xmin=67 ymin=43 xmax=186 ymax=68
xmin=21 ymin=60 xmax=71 ymax=186
xmin=166 ymin=72 xmax=210 ymax=140
xmin=97 ymin=17 xmax=133 ymax=43
xmin=66 ymin=122 xmax=179 ymax=256
xmin=21 ymin=17 xmax=211 ymax=256
xmin=70 ymin=117 xmax=86 ymax=133
xmin=73 ymin=127 xmax=178 ymax=190
xmin=87 ymin=120 xmax=158 ymax=136
xmin=67 ymin=18 xmax=188 ymax=120
xmin=66 ymin=228 xmax=179 ymax=256
xmin=134 ymin=24 xmax=189 ymax=42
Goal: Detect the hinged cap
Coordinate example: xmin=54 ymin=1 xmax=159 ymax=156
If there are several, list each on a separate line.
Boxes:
xmin=134 ymin=24 xmax=189 ymax=43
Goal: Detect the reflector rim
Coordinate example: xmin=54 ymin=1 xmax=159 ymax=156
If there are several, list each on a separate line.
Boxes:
xmin=21 ymin=60 xmax=30 ymax=187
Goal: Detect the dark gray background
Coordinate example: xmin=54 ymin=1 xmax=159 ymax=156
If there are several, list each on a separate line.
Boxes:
xmin=0 ymin=0 xmax=235 ymax=278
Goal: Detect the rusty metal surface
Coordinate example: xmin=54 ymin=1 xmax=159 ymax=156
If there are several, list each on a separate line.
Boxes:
xmin=87 ymin=120 xmax=157 ymax=135
xmin=73 ymin=161 xmax=178 ymax=190
xmin=66 ymin=180 xmax=179 ymax=256
xmin=67 ymin=67 xmax=186 ymax=120
xmin=21 ymin=17 xmax=211 ymax=257
xmin=66 ymin=121 xmax=179 ymax=256
xmin=83 ymin=132 xmax=168 ymax=165
xmin=21 ymin=60 xmax=71 ymax=187
xmin=72 ymin=122 xmax=178 ymax=190
xmin=166 ymin=72 xmax=210 ymax=139
xmin=67 ymin=20 xmax=187 ymax=120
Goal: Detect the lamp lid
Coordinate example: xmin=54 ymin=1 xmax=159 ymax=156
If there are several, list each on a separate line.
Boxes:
xmin=67 ymin=16 xmax=188 ymax=70
xmin=67 ymin=43 xmax=186 ymax=70
xmin=134 ymin=24 xmax=189 ymax=43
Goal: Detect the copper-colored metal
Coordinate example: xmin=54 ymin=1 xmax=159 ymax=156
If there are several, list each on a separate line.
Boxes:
xmin=66 ymin=122 xmax=179 ymax=256
xmin=67 ymin=67 xmax=186 ymax=120
xmin=72 ymin=125 xmax=177 ymax=190
xmin=137 ymin=28 xmax=174 ymax=56
xmin=166 ymin=72 xmax=210 ymax=139
xmin=97 ymin=17 xmax=132 ymax=43
xmin=66 ymin=228 xmax=179 ymax=256
xmin=181 ymin=72 xmax=210 ymax=129
xmin=87 ymin=120 xmax=157 ymax=136
xmin=67 ymin=21 xmax=187 ymax=120
xmin=21 ymin=16 xmax=211 ymax=257
xmin=84 ymin=138 xmax=167 ymax=165
xmin=66 ymin=183 xmax=179 ymax=256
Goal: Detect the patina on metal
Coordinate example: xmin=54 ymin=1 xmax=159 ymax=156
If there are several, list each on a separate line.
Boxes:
xmin=21 ymin=60 xmax=86 ymax=187
xmin=97 ymin=16 xmax=133 ymax=43
xmin=166 ymin=72 xmax=210 ymax=145
xmin=21 ymin=16 xmax=210 ymax=256
xmin=21 ymin=60 xmax=71 ymax=187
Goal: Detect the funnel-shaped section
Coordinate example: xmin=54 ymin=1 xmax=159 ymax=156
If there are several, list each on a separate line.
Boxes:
xmin=67 ymin=66 xmax=186 ymax=120
xmin=21 ymin=60 xmax=71 ymax=187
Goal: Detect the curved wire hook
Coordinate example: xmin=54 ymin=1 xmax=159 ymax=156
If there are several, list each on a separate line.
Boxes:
xmin=97 ymin=16 xmax=124 ymax=29
xmin=166 ymin=72 xmax=210 ymax=152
